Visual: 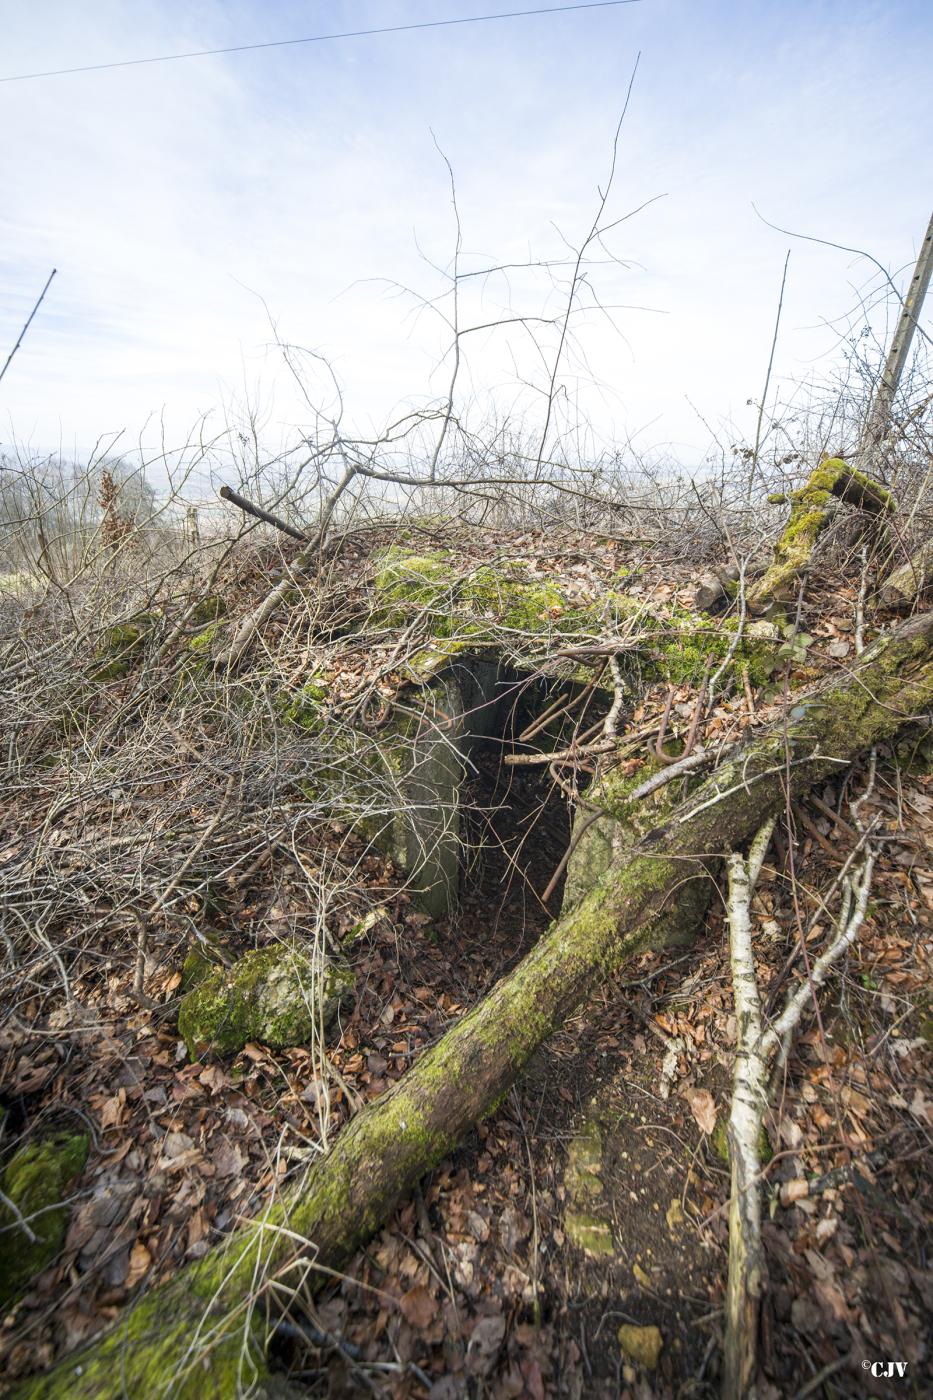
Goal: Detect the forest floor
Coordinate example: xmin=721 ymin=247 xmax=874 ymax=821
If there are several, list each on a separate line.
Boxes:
xmin=0 ymin=530 xmax=931 ymax=1398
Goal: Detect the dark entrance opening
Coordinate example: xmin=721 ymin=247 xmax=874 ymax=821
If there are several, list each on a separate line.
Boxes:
xmin=443 ymin=663 xmax=609 ymax=988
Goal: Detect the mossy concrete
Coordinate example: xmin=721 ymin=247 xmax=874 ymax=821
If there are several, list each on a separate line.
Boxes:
xmin=177 ymin=942 xmax=354 ymax=1058
xmin=564 ymin=1111 xmax=615 ymax=1257
xmin=283 ymin=670 xmax=477 ymax=916
xmin=0 ymin=1132 xmax=89 ymax=1306
xmin=373 ymin=547 xmax=780 ymax=690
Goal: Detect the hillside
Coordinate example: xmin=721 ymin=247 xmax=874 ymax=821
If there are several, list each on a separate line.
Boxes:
xmin=1 ymin=476 xmax=931 ymax=1399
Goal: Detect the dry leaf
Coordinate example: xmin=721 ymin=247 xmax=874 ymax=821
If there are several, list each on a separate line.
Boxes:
xmin=683 ymin=1087 xmax=717 ymax=1134
xmin=466 ymin=1314 xmax=506 ymax=1375
xmin=99 ymin=1090 xmax=126 ymax=1129
xmin=126 ymin=1239 xmax=152 ymax=1287
xmin=780 ymin=1178 xmax=810 ymax=1207
xmin=399 ymin=1283 xmax=437 ymax=1329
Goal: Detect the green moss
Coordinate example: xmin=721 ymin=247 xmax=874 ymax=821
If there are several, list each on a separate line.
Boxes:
xmin=181 ymin=939 xmax=225 ymax=990
xmin=373 ymin=547 xmax=777 ymax=690
xmin=279 ymin=678 xmax=329 ymax=732
xmin=0 ymin=1132 xmax=89 ymax=1306
xmin=187 ymin=619 xmax=223 ymax=653
xmin=188 ymin=595 xmax=225 ymax=626
xmin=177 ymin=942 xmax=354 ymax=1058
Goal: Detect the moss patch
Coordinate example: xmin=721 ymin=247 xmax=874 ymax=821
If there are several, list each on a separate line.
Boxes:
xmin=374 ymin=547 xmax=779 ymax=689
xmin=279 ymin=678 xmax=329 ymax=732
xmin=177 ymin=941 xmax=354 ymax=1058
xmin=88 ymin=613 xmax=159 ymax=680
xmin=0 ymin=1132 xmax=89 ymax=1306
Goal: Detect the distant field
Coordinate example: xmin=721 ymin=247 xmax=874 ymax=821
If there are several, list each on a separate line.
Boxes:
xmin=0 ymin=570 xmax=39 ymax=595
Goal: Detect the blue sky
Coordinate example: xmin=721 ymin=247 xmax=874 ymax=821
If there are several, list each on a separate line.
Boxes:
xmin=1 ymin=0 xmax=931 ymax=474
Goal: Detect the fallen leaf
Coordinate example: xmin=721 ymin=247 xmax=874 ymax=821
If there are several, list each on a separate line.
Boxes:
xmin=683 ymin=1087 xmax=717 ymax=1134
xmin=99 ymin=1090 xmax=127 ymax=1129
xmin=617 ymin=1323 xmax=663 ymax=1370
xmin=467 ymin=1314 xmax=506 ymax=1375
xmin=780 ymin=1178 xmax=809 ymax=1207
xmin=213 ymin=1140 xmax=246 ymax=1178
xmin=126 ymin=1240 xmax=152 ymax=1287
xmin=399 ymin=1283 xmax=437 ymax=1329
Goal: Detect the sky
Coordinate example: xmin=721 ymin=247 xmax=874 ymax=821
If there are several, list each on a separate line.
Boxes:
xmin=1 ymin=0 xmax=931 ymax=487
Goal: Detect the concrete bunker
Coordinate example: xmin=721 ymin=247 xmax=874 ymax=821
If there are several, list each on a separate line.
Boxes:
xmin=369 ymin=654 xmax=599 ymax=919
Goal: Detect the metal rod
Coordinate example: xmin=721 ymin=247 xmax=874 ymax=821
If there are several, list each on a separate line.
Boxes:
xmin=218 ymin=484 xmax=308 ymax=541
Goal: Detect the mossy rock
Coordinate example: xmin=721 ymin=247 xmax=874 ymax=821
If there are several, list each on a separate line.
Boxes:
xmin=188 ymin=595 xmax=226 ymax=626
xmin=177 ymin=942 xmax=355 ymax=1058
xmin=278 ymin=678 xmax=329 ymax=732
xmin=617 ymin=1323 xmax=663 ymax=1371
xmin=181 ymin=934 xmax=228 ymax=990
xmin=0 ymin=1131 xmax=89 ymax=1306
xmin=88 ymin=613 xmax=158 ymax=681
xmin=187 ymin=619 xmax=224 ymax=654
xmin=285 ymin=672 xmax=466 ymax=917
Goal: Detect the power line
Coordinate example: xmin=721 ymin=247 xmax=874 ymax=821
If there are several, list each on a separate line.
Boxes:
xmin=0 ymin=1 xmax=641 ymax=84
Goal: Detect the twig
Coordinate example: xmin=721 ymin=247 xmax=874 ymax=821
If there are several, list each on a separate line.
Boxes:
xmin=0 ymin=268 xmax=56 ymax=387
xmin=628 ymin=746 xmax=713 ymax=801
xmin=132 ymin=774 xmax=236 ymax=1006
xmin=0 ymin=1186 xmax=39 ymax=1244
xmin=218 ymin=485 xmax=308 ymax=541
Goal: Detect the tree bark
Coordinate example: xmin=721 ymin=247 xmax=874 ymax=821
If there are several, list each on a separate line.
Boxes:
xmin=17 ymin=612 xmax=933 ymax=1400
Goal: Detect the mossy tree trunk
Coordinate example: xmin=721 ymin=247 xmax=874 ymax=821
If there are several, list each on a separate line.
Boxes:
xmin=749 ymin=457 xmax=895 ymax=608
xmin=17 ymin=613 xmax=933 ymax=1400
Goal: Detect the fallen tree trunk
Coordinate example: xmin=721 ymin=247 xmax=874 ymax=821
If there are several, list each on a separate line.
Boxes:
xmin=18 ymin=612 xmax=933 ymax=1399
xmin=749 ymin=457 xmax=895 ymax=608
